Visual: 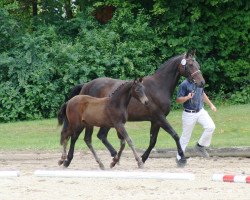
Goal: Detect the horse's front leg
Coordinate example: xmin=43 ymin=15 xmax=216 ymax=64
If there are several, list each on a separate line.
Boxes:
xmin=97 ymin=127 xmax=118 ymax=157
xmin=158 ymin=116 xmax=187 ymax=167
xmin=115 ymin=124 xmax=143 ymax=168
xmin=84 ymin=126 xmax=105 ymax=170
xmin=141 ymin=121 xmax=160 ymax=163
xmin=110 ymin=132 xmax=126 ymax=168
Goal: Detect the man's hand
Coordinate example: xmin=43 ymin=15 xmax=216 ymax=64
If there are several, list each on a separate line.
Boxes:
xmin=187 ymin=92 xmax=194 ymax=100
xmin=176 ymin=92 xmax=195 ymax=104
xmin=210 ymin=104 xmax=217 ymax=112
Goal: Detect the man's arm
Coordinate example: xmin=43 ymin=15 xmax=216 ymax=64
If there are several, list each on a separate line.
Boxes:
xmin=203 ymin=93 xmax=217 ymax=112
xmin=176 ymin=92 xmax=194 ymax=104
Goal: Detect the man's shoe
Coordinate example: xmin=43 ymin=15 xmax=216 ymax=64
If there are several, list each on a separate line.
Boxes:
xmin=195 ymin=144 xmax=209 ymax=158
xmin=176 ymin=158 xmax=187 ymax=168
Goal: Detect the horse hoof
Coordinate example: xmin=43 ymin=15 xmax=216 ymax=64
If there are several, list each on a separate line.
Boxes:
xmin=110 ymin=156 xmax=119 ymax=168
xmin=176 ymin=158 xmax=187 ymax=168
xmin=99 ymin=163 xmax=105 ymax=170
xmin=63 ymin=160 xmax=70 ymax=168
xmin=141 ymin=155 xmax=147 ymax=163
xmin=138 ymin=162 xmax=144 ymax=169
xmin=110 ymin=162 xmax=116 ymax=168
xmin=58 ymin=160 xmax=63 ymax=166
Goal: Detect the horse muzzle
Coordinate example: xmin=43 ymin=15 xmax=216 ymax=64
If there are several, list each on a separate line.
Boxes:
xmin=141 ymin=97 xmax=149 ymax=106
xmin=197 ymin=80 xmax=205 ymax=88
xmin=192 ymin=79 xmax=205 ymax=88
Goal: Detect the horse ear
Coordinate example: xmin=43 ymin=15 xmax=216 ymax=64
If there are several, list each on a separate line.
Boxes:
xmin=139 ymin=77 xmax=143 ymax=83
xmin=186 ymin=49 xmax=196 ymax=58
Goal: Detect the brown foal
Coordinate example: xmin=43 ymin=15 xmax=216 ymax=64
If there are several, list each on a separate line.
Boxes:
xmin=58 ymin=78 xmax=148 ymax=169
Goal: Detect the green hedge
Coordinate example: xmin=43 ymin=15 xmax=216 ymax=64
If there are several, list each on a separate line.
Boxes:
xmin=0 ymin=1 xmax=249 ymax=122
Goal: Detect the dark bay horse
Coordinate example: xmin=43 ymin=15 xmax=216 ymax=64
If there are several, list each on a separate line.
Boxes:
xmin=58 ymin=78 xmax=148 ymax=169
xmin=58 ymin=51 xmax=205 ymax=167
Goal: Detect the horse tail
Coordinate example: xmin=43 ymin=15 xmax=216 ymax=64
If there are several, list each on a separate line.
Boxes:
xmin=57 ymin=102 xmax=68 ymax=126
xmin=57 ymin=102 xmax=71 ymax=145
xmin=67 ymin=84 xmax=84 ymax=100
xmin=58 ymin=83 xmax=84 ymax=126
xmin=60 ymin=116 xmax=69 ymax=145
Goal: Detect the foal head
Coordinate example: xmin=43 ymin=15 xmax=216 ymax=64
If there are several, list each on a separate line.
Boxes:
xmin=179 ymin=50 xmax=205 ymax=88
xmin=131 ymin=78 xmax=149 ymax=105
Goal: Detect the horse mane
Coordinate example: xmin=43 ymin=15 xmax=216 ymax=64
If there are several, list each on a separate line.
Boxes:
xmin=108 ymin=81 xmax=130 ymax=97
xmin=155 ymin=54 xmax=184 ymax=74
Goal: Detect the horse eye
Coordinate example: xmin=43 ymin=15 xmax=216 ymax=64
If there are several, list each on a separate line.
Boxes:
xmin=135 ymin=86 xmax=142 ymax=92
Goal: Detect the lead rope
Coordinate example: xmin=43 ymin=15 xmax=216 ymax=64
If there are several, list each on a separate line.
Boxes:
xmin=190 ymin=83 xmax=197 ymax=105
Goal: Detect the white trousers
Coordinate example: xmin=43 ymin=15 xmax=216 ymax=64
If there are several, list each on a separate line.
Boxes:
xmin=177 ymin=108 xmax=215 ymax=160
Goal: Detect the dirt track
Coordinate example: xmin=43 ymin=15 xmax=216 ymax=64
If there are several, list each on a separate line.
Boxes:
xmin=0 ymin=150 xmax=249 ymax=200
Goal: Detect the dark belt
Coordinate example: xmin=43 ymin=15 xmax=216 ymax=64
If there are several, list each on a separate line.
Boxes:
xmin=184 ymin=109 xmax=200 ymax=113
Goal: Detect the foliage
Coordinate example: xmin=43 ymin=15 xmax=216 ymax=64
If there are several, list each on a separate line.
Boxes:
xmin=0 ymin=0 xmax=249 ymax=122
xmin=0 ymin=8 xmax=20 ymax=51
xmin=228 ymin=86 xmax=250 ymax=105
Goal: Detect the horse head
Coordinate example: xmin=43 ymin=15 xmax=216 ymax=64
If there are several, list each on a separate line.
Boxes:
xmin=131 ymin=78 xmax=149 ymax=105
xmin=179 ymin=50 xmax=205 ymax=88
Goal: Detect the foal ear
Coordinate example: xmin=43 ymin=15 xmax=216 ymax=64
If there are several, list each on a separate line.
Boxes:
xmin=139 ymin=77 xmax=143 ymax=83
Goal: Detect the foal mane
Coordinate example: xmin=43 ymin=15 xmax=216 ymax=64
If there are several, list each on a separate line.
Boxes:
xmin=108 ymin=81 xmax=130 ymax=97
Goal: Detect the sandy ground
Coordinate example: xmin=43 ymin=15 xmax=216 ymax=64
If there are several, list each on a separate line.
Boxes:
xmin=0 ymin=150 xmax=249 ymax=200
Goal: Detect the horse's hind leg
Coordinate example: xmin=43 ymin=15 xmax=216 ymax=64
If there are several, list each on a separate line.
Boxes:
xmin=58 ymin=138 xmax=68 ymax=166
xmin=97 ymin=127 xmax=117 ymax=157
xmin=110 ymin=132 xmax=125 ymax=168
xmin=84 ymin=127 xmax=105 ymax=170
xmin=63 ymin=127 xmax=84 ymax=168
xmin=58 ymin=124 xmax=70 ymax=166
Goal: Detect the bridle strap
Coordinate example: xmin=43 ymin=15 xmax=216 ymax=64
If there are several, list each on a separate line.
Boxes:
xmin=190 ymin=70 xmax=201 ymax=77
xmin=178 ymin=63 xmax=187 ymax=76
xmin=178 ymin=58 xmax=201 ymax=78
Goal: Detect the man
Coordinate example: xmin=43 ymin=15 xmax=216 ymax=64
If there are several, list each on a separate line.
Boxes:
xmin=176 ymin=78 xmax=217 ymax=167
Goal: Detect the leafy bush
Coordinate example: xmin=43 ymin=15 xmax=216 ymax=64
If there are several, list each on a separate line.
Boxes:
xmin=0 ymin=5 xmax=164 ymax=122
xmin=229 ymin=86 xmax=250 ymax=105
xmin=0 ymin=1 xmax=249 ymax=122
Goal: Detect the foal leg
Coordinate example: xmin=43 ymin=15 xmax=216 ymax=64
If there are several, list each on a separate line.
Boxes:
xmin=58 ymin=125 xmax=70 ymax=166
xmin=84 ymin=127 xmax=105 ymax=170
xmin=141 ymin=122 xmax=160 ymax=163
xmin=63 ymin=127 xmax=83 ymax=168
xmin=115 ymin=124 xmax=143 ymax=168
xmin=97 ymin=127 xmax=118 ymax=157
xmin=110 ymin=132 xmax=126 ymax=168
xmin=58 ymin=138 xmax=68 ymax=166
